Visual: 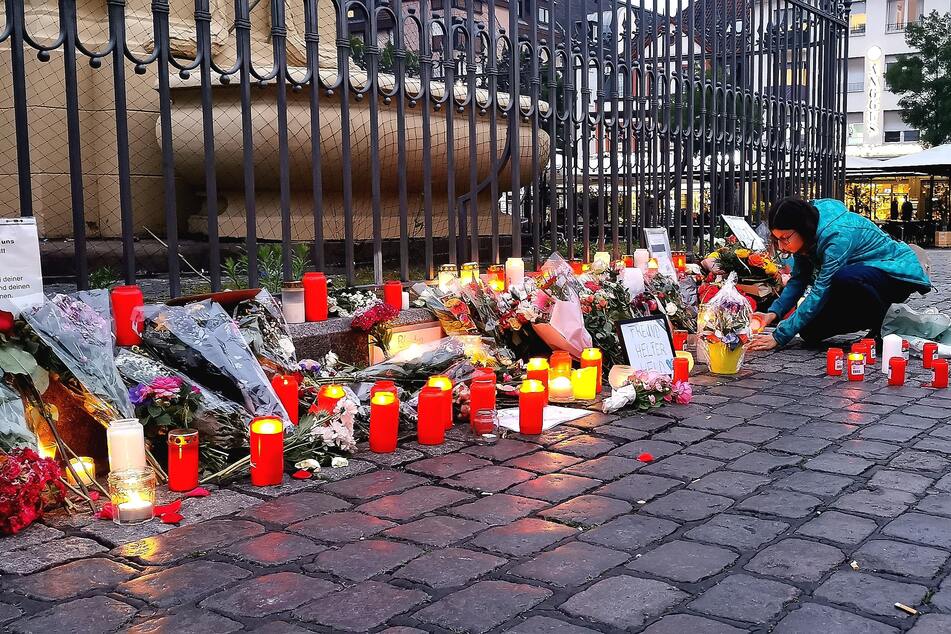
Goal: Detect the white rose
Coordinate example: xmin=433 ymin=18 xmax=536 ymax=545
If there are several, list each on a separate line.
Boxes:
xmin=665 ymin=302 xmax=678 ymax=315
xmin=331 ymin=456 xmax=350 ymax=468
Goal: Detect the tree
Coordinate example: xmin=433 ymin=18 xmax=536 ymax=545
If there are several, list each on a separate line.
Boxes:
xmin=884 ymin=11 xmax=951 ymax=147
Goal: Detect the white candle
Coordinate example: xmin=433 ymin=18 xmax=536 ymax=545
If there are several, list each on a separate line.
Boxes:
xmin=549 ymin=375 xmax=574 ymax=402
xmin=117 ymin=498 xmax=154 ymax=523
xmin=106 ymin=419 xmax=147 ymax=472
xmin=506 ymin=257 xmax=524 ymax=288
xmin=633 ymin=249 xmax=650 ymax=269
xmin=881 ymin=334 xmax=903 ymax=375
xmin=593 ymin=251 xmax=611 ymax=269
xmin=282 ymin=283 xmax=305 ymax=324
xmin=621 ymin=267 xmax=645 ymax=297
xmin=401 ymin=291 xmax=410 ymax=311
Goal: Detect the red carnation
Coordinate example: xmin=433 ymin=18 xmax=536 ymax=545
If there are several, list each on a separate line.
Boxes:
xmin=351 ymin=302 xmax=399 ymax=332
xmin=0 ymin=311 xmax=13 ymax=335
xmin=0 ymin=448 xmax=65 ymax=535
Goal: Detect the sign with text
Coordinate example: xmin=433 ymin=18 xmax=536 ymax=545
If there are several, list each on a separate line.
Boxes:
xmin=722 ymin=215 xmax=767 ymax=251
xmin=0 ymin=218 xmax=43 ymax=310
xmin=616 ymin=315 xmax=675 ymax=374
xmin=642 ymin=227 xmax=677 ymax=277
xmin=369 ymin=321 xmax=444 ymax=365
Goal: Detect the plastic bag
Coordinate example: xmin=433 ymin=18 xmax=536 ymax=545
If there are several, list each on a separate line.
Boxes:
xmin=0 ymin=382 xmax=31 ymax=451
xmin=882 ymin=303 xmax=951 ymax=356
xmin=232 ymin=289 xmax=298 ymax=375
xmin=696 ymin=273 xmax=752 ymax=369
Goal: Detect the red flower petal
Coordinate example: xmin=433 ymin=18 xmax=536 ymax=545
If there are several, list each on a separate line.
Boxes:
xmin=160 ymin=512 xmax=183 ymax=524
xmin=154 ymin=499 xmax=182 ymax=517
xmin=95 ymin=503 xmax=114 ymax=520
xmin=185 ymin=487 xmax=210 ymax=498
xmin=88 ymin=491 xmax=100 ymax=501
xmin=292 ymin=470 xmax=313 ymax=480
xmin=637 ymin=452 xmax=654 ymax=463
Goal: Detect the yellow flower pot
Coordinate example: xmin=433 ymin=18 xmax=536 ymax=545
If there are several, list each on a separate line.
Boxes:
xmin=707 ymin=342 xmax=744 ymax=375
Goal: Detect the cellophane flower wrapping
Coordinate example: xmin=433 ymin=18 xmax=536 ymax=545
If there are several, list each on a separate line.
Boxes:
xmin=232 ymin=289 xmax=298 ymax=375
xmin=0 ymin=382 xmax=32 ymax=451
xmin=140 ymin=301 xmax=288 ymax=420
xmin=697 ymin=273 xmax=752 ymax=361
xmin=354 ymin=336 xmax=514 ymax=383
xmin=22 ymin=292 xmax=134 ymax=421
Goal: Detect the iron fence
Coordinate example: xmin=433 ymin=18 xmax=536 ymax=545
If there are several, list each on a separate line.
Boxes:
xmin=1 ymin=0 xmax=848 ymax=296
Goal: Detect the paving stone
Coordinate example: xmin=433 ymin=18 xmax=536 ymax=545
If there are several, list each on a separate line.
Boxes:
xmin=241 ymin=491 xmax=351 ymax=525
xmin=796 ymin=511 xmax=878 ymax=545
xmin=415 ymin=580 xmax=551 ymax=634
xmin=512 ymin=541 xmax=630 ymax=587
xmin=507 ymin=473 xmax=600 ymax=502
xmin=406 ymin=453 xmax=493 ymax=478
xmin=870 ymin=469 xmax=934 ymax=494
xmin=883 ymin=513 xmax=951 ymax=549
xmin=688 ymin=470 xmax=772 ymax=498
xmin=383 ymin=515 xmax=488 ymax=547
xmin=748 ymin=412 xmax=810 ymax=430
xmin=377 ymin=628 xmax=428 ymax=634
xmin=714 ymin=402 xmax=767 ymax=419
xmin=549 ymin=434 xmax=618 ymax=458
xmin=609 ymin=439 xmax=682 ymax=460
xmin=10 ymin=557 xmax=138 ymax=601
xmin=689 ymin=574 xmax=799 ymax=624
xmin=288 ymin=511 xmax=396 ymax=542
xmin=504 ymin=615 xmax=599 ymax=633
xmin=393 ymin=547 xmax=507 ymax=588
xmin=221 ymin=531 xmax=325 ymax=565
xmin=764 ymin=435 xmax=831 ymax=456
xmin=0 ymin=523 xmax=63 ymax=554
xmin=312 ymin=539 xmax=422 ymax=581
xmin=403 ymin=439 xmax=468 ymax=457
xmin=683 ymin=439 xmax=755 ymax=460
xmin=463 ymin=438 xmax=540 ymax=461
xmin=294 ymin=581 xmax=428 ymax=631
xmin=640 ymin=454 xmax=725 ymax=481
xmin=796 ymin=422 xmax=858 ymax=440
xmin=539 ymin=494 xmax=633 ymax=527
xmin=312 ymin=458 xmax=376 ymax=482
xmin=715 ymin=425 xmax=781 ymax=444
xmin=840 ymin=440 xmax=902 ymax=460
xmin=469 ymin=517 xmax=576 ymax=556
xmin=596 ymin=424 xmax=649 ymax=441
xmin=357 ymin=485 xmax=473 ymax=520
xmin=745 ymin=537 xmax=845 ymax=582
xmin=814 ymin=572 xmax=928 ymax=619
xmin=824 ymin=410 xmax=884 ymax=425
xmin=535 ymin=426 xmax=585 ymax=446
xmin=362 ymin=448 xmax=426 ymax=467
xmin=908 ymin=614 xmax=951 ymax=633
xmin=685 ymin=514 xmax=789 ymax=550
xmin=679 ymin=414 xmax=745 ymax=431
xmin=642 ymin=489 xmax=733 ymax=521
xmin=319 ymin=469 xmax=430 ymax=501
xmin=444 ymin=466 xmax=535 ymax=493
xmin=774 ymin=470 xmax=854 ymax=497
xmin=504 ymin=451 xmax=583 ymax=473
xmin=914 ymin=437 xmax=951 ymax=454
xmin=627 ymin=539 xmax=738 ymax=583
xmin=612 ymin=413 xmax=676 ymax=432
xmin=859 ymin=424 xmax=921 ymax=442
xmin=709 ymin=384 xmax=757 ymax=398
xmin=9 ymin=596 xmax=137 ymax=634
xmin=595 ymin=473 xmax=681 ymax=503
xmin=561 ymin=575 xmax=688 ymax=629
xmin=561 ymin=456 xmax=641 ymax=481
xmin=0 ymin=536 xmax=107 ymax=575
xmin=450 ymin=494 xmax=550 ymax=525
xmin=806 ymin=452 xmax=875 ymax=475
xmin=729 ymin=451 xmax=802 ymax=474
xmin=125 ymin=608 xmax=243 ymax=634
xmin=916 ymin=493 xmax=951 ymax=518
xmin=772 ymin=603 xmax=899 ymax=634
xmin=890 ymin=450 xmax=951 ymax=473
xmin=652 ymin=426 xmax=714 ymax=445
xmin=835 ymin=488 xmax=917 ymax=518
xmin=0 ymin=603 xmax=21 ymax=626
xmin=902 ymin=404 xmax=951 ymax=419
xmin=200 ymin=572 xmax=338 ymax=617
xmin=115 ymin=519 xmax=264 ymax=566
xmin=579 ymin=514 xmax=680 ymax=552
xmin=118 ymin=561 xmax=252 ymax=608
xmin=853 ymin=539 xmax=950 ymax=579
xmin=735 ymin=489 xmax=821 ymax=518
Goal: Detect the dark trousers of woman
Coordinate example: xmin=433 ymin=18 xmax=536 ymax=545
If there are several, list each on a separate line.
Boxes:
xmin=799 ymin=264 xmax=921 ymax=345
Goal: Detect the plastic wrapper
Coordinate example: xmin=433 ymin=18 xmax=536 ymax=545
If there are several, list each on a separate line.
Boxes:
xmin=882 ymin=303 xmax=951 ymax=357
xmin=22 ymin=292 xmax=134 ymax=421
xmin=140 ymin=301 xmax=288 ymax=420
xmin=696 ymin=273 xmax=752 ymax=369
xmin=354 ymin=336 xmax=515 ymax=383
xmin=232 ymin=289 xmax=298 ymax=375
xmin=0 ymin=382 xmax=32 ymax=451
xmin=412 ymin=282 xmax=479 ymax=336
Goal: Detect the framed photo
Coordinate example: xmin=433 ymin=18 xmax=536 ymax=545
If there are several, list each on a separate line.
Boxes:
xmin=642 ymin=227 xmax=677 ymax=277
xmin=616 ymin=315 xmax=675 ymax=374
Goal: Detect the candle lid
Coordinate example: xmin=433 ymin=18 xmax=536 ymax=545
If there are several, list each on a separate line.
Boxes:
xmin=168 ymin=428 xmax=198 ymax=447
xmin=282 ymin=280 xmax=303 ymax=290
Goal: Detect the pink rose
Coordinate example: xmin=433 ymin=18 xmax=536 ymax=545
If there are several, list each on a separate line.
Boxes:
xmin=150 ymin=376 xmax=183 ymax=400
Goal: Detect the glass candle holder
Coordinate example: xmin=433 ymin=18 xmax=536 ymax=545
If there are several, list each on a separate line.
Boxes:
xmin=66 ymin=457 xmax=96 ymax=487
xmin=107 ymin=418 xmax=147 ymax=473
xmin=369 ymin=391 xmax=399 ymax=453
xmin=427 ymin=375 xmax=454 ymax=430
xmin=672 ymin=251 xmax=687 ymax=272
xmin=460 ymin=262 xmax=480 ymax=285
xmin=847 ymin=352 xmax=865 ymax=382
xmin=519 ymin=380 xmax=546 ymax=435
xmin=548 ymin=375 xmax=574 ymax=403
xmin=316 ymin=384 xmax=346 ymax=414
xmin=672 ymin=356 xmax=690 ymax=383
xmin=526 ymin=357 xmax=550 ymax=392
xmin=271 ymin=373 xmax=300 ymax=425
xmin=110 ymin=285 xmax=144 ymax=346
xmin=826 ymin=348 xmax=844 ymax=376
xmin=383 ymin=280 xmax=403 ymax=311
xmin=549 ymin=350 xmax=572 ymax=378
xmin=487 ymin=264 xmax=505 ymax=291
xmin=505 ymin=257 xmax=525 ymax=288
xmin=469 ymin=377 xmax=497 ymax=430
xmin=167 ymin=429 xmax=199 ymax=493
xmin=580 ymin=348 xmax=603 ymax=394
xmin=571 ymin=367 xmax=597 ymax=401
xmin=281 ymin=281 xmax=305 ymax=324
xmin=108 ymin=467 xmax=156 ymax=525
xmin=472 ymin=409 xmax=498 ymax=435
xmin=437 ymin=264 xmax=458 ymax=292
xmin=416 ymin=386 xmax=445 ymax=445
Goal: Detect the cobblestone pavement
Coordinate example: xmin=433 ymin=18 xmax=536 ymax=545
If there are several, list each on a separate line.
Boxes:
xmin=3 ymin=252 xmax=951 ymax=633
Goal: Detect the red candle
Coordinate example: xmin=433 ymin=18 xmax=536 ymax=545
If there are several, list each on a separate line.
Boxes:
xmin=416 ymin=386 xmax=445 ymax=445
xmin=924 ymin=342 xmax=938 ymax=370
xmin=469 ymin=376 xmax=497 ymax=432
xmin=860 ymin=338 xmax=877 ymax=365
xmin=383 ymin=281 xmax=403 ymax=311
xmin=526 ymin=357 xmax=550 ymax=394
xmin=370 ymin=391 xmax=399 ymax=453
xmin=847 ymin=352 xmax=865 ymax=382
xmin=672 ymin=330 xmax=689 ymax=351
xmin=302 ymin=272 xmax=329 ymax=322
xmin=250 ymin=417 xmax=284 ymax=486
xmin=623 ymin=255 xmax=634 ymax=268
xmin=519 ymin=379 xmax=546 ymax=435
xmin=827 ymin=348 xmax=844 ymax=376
xmin=315 ymin=384 xmax=345 ymax=414
xmin=111 ymin=285 xmax=144 ymax=346
xmin=271 ymin=374 xmax=299 ymax=425
xmin=473 ymin=367 xmax=496 ymax=381
xmin=932 ymin=359 xmax=948 ymax=388
xmin=672 ymin=252 xmax=687 ymax=272
xmin=167 ymin=429 xmax=199 ymax=492
xmin=888 ymin=357 xmax=906 ymax=386
xmin=570 ymin=260 xmax=584 ymax=275
xmin=581 ymin=348 xmax=603 ymax=394
xmin=550 ymin=351 xmax=572 ymax=378
xmin=371 ymin=380 xmax=397 ymax=398
xmin=672 ymin=356 xmax=689 ymax=383
xmin=427 ymin=375 xmax=454 ymax=430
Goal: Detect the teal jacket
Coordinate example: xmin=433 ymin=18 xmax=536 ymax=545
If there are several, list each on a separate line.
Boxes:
xmin=769 ymin=199 xmax=931 ymax=346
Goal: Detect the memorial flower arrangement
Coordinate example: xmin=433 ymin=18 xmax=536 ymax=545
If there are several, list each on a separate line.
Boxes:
xmin=0 ymin=447 xmax=65 ymax=535
xmin=329 ymin=285 xmax=380 ymax=318
xmin=350 ymin=301 xmax=400 ymax=358
xmin=602 ymin=370 xmax=691 ymax=413
xmin=129 ymin=376 xmax=202 ymax=430
xmin=631 ymin=273 xmax=698 ymax=334
xmin=705 ymin=238 xmax=787 ymax=296
xmin=698 ymin=275 xmax=753 ymax=352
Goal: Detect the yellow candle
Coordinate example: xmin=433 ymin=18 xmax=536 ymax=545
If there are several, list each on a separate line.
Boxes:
xmin=66 ymin=457 xmax=96 ymax=487
xmin=675 ymin=350 xmax=695 ymax=372
xmin=37 ymin=442 xmax=57 ymax=460
xmin=437 ymin=264 xmax=457 ymax=292
xmin=580 ymin=347 xmax=603 ymax=394
xmin=549 ymin=376 xmax=574 ymax=402
xmin=571 ymin=367 xmax=597 ymax=401
xmin=647 ymin=258 xmax=659 ymax=270
xmin=460 ymin=262 xmax=479 ymax=284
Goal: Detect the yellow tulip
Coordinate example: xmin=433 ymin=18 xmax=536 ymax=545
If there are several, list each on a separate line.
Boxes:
xmin=705 ymin=251 xmax=720 ymax=260
xmin=735 ymin=248 xmax=751 ymax=259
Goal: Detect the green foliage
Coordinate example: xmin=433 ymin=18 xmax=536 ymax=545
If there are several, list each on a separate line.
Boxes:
xmin=88 ymin=266 xmax=119 ymax=290
xmin=350 ymin=37 xmax=421 ymax=77
xmin=885 ymin=11 xmax=951 ymax=147
xmin=221 ymin=244 xmax=310 ymax=295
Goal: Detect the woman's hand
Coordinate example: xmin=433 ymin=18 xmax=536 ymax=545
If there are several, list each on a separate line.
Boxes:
xmin=748 ymin=333 xmax=779 ymax=351
xmin=700 ymin=257 xmax=725 ymax=275
xmin=752 ymin=312 xmax=777 ymax=327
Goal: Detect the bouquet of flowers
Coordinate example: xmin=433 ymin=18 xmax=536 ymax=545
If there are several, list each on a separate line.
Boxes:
xmin=329 ymin=285 xmax=380 ymax=318
xmin=602 ymin=369 xmax=692 ymax=413
xmin=0 ymin=447 xmax=65 ymax=535
xmin=232 ymin=290 xmax=297 ymax=375
xmin=351 ymin=301 xmax=400 ymax=358
xmin=0 ymin=382 xmax=31 ymax=452
xmin=705 ymin=238 xmax=786 ymax=297
xmin=697 ymin=275 xmax=753 ymax=352
xmin=576 ymin=268 xmax=633 ymax=365
xmin=129 ymin=376 xmax=202 ymax=430
xmin=631 ymin=273 xmax=698 ymax=334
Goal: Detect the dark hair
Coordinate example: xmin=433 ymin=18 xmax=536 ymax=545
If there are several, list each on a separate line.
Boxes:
xmin=767 ymin=196 xmax=819 ymax=247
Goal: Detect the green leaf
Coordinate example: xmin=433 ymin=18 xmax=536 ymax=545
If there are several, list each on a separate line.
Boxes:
xmin=0 ymin=344 xmax=38 ymax=376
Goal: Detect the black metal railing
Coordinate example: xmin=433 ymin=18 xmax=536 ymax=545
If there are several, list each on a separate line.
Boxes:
xmin=1 ymin=0 xmax=849 ymax=295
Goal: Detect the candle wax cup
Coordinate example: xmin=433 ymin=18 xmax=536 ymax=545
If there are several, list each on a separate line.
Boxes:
xmin=250 ymin=417 xmax=285 ymax=486
xmin=107 ymin=419 xmax=147 ymax=473
xmin=117 ymin=500 xmax=154 ymax=523
xmin=571 ymin=367 xmax=597 ymax=401
xmin=302 ymin=272 xmax=329 ymax=322
xmin=549 ymin=376 xmax=574 ymax=402
xmin=580 ymin=348 xmax=603 ymax=394
xmin=518 ymin=380 xmax=546 ymax=435
xmin=66 ymin=457 xmax=96 ymax=487
xmin=281 ymin=285 xmax=305 ymax=324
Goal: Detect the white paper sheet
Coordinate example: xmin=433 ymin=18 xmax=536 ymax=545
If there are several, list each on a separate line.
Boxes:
xmin=496 ymin=405 xmax=590 ymax=432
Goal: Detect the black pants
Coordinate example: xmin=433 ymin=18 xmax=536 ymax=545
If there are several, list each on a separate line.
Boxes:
xmin=799 ymin=264 xmax=919 ymax=344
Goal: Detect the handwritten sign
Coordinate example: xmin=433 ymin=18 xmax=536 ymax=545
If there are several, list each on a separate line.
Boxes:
xmin=643 ymin=228 xmax=678 ymax=277
xmin=369 ymin=321 xmax=444 ymax=364
xmin=722 ymin=215 xmax=766 ymax=251
xmin=616 ymin=315 xmax=675 ymax=374
xmin=0 ymin=218 xmax=43 ymax=311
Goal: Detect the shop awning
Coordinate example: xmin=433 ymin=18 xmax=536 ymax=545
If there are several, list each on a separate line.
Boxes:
xmin=877 ymin=144 xmax=951 ymax=175
xmin=846 ymin=155 xmax=884 ymax=170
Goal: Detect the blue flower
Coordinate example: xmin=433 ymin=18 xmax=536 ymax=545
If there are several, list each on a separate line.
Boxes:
xmin=128 ymin=384 xmax=151 ymax=406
